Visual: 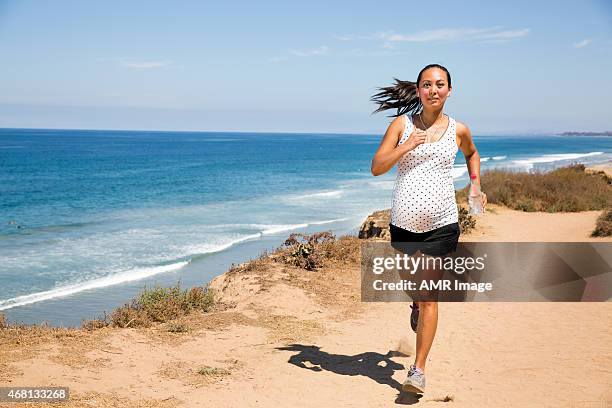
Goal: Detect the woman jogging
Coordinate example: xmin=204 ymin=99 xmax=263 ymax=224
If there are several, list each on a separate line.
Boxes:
xmin=370 ymin=63 xmax=487 ymax=394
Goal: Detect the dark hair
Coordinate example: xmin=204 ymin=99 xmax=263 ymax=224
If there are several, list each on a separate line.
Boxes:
xmin=370 ymin=64 xmax=452 ymax=117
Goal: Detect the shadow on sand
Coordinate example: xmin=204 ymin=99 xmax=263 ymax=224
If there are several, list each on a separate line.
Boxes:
xmin=276 ymin=344 xmax=423 ymax=405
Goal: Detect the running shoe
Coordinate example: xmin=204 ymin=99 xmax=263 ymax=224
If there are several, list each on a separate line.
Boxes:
xmin=402 ymin=364 xmax=426 ymax=394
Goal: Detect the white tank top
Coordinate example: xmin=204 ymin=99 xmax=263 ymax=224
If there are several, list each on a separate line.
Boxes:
xmin=390 ymin=113 xmax=459 ymax=233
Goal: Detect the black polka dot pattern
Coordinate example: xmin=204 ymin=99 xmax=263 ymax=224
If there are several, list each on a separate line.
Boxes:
xmin=390 ymin=114 xmax=460 ymax=233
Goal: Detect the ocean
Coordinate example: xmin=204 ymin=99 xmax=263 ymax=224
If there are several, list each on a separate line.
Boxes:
xmin=1 ymin=128 xmax=610 ymax=326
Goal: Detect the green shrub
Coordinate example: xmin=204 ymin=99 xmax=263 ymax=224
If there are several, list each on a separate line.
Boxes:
xmin=99 ymin=282 xmax=214 ymax=328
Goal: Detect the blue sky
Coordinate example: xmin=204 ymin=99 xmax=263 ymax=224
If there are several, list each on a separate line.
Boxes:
xmin=0 ymin=0 xmax=611 ymax=134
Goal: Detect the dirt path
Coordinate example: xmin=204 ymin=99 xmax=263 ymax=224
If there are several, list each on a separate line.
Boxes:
xmin=1 ymin=205 xmax=611 ymax=407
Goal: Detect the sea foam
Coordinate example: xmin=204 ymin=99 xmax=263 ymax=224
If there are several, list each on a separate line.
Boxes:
xmin=0 ymin=260 xmax=190 ymax=311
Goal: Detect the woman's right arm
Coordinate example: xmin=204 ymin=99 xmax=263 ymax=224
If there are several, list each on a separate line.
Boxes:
xmin=371 ymin=115 xmax=426 ymax=176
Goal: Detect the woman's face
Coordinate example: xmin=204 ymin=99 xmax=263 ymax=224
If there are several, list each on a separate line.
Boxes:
xmin=417 ymin=68 xmax=451 ymax=109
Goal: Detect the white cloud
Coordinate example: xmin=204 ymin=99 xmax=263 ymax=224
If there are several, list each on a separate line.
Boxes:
xmin=336 ymin=26 xmax=529 ymax=45
xmin=341 ymin=48 xmax=407 ymax=58
xmin=383 ymin=26 xmax=530 ymax=43
xmin=478 ymin=28 xmax=531 ymax=40
xmin=120 ymin=60 xmax=172 ymax=69
xmin=289 ymin=45 xmax=329 ymax=57
xmin=573 ymin=39 xmax=592 ymax=48
xmin=333 ymin=32 xmax=392 ymax=41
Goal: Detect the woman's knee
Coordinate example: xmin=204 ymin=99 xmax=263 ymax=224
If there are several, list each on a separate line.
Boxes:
xmin=417 ymin=301 xmax=438 ymax=310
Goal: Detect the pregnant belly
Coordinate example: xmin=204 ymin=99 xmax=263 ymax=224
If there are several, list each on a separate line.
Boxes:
xmin=392 ymin=183 xmax=455 ymax=226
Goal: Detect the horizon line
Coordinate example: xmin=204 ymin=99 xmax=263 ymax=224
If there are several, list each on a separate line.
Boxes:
xmin=0 ymin=126 xmax=600 ymax=138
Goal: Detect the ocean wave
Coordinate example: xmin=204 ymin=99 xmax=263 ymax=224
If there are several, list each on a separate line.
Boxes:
xmin=209 ymin=218 xmax=347 ymax=231
xmin=309 ymin=217 xmax=350 ymax=225
xmin=261 ymin=224 xmax=308 ymax=235
xmin=180 ymin=219 xmax=349 ymax=253
xmin=0 ymin=260 xmax=190 ymax=311
xmin=170 ymin=219 xmax=350 ymax=262
xmin=367 ymin=180 xmax=395 ymax=190
xmin=290 ymin=190 xmax=344 ymax=200
xmin=512 ymin=152 xmax=604 ymax=169
xmin=180 ymin=233 xmax=264 ymax=255
xmin=256 ymin=219 xmax=348 ymax=234
xmin=452 ymin=166 xmax=468 ymax=179
xmin=492 ymin=155 xmax=506 ymax=160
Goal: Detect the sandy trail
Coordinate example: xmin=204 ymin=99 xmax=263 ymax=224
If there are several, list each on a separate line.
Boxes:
xmin=1 ymin=203 xmax=611 ymax=407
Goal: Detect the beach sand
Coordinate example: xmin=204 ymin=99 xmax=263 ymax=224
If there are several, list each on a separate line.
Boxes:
xmin=463 ymin=203 xmax=608 ymax=242
xmin=1 ymin=167 xmax=611 ymax=407
xmin=585 ymin=160 xmax=612 ymax=178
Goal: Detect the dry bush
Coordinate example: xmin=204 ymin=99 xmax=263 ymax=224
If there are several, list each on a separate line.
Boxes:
xmin=276 ymin=231 xmax=336 ymax=270
xmin=271 ymin=231 xmax=362 ymax=271
xmin=456 ymin=163 xmax=611 ymax=212
xmin=458 ymin=206 xmax=476 ymax=234
xmin=228 ymin=252 xmax=270 ymax=274
xmin=107 ymin=304 xmax=151 ymax=328
xmin=93 ymin=283 xmax=214 ymax=329
xmin=82 ymin=318 xmax=108 ymax=331
xmin=592 ymin=208 xmax=612 ymax=237
xmin=317 ymin=234 xmax=361 ymax=264
xmin=0 ymin=318 xmax=105 ymax=368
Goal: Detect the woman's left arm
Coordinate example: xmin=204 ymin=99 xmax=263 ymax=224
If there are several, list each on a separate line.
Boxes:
xmin=457 ymin=121 xmax=487 ymax=209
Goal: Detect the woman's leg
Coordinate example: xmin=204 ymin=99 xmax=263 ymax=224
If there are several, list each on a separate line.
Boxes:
xmin=414 ymin=300 xmax=438 ymax=371
xmin=412 ymin=252 xmax=445 ymax=372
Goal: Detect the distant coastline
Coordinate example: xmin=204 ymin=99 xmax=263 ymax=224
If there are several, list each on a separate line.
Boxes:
xmin=559 ymin=131 xmax=612 ymax=136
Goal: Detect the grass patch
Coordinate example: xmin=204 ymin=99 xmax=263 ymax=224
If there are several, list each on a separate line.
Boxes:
xmin=165 ymin=322 xmax=190 ymax=333
xmin=456 ymin=164 xmax=611 ymax=212
xmin=197 ymin=365 xmax=231 ymax=377
xmin=87 ymin=282 xmax=214 ymax=329
xmin=157 ymin=359 xmax=243 ymax=387
xmin=592 ymin=208 xmax=612 ymax=237
xmin=0 ymin=316 xmax=109 ymax=367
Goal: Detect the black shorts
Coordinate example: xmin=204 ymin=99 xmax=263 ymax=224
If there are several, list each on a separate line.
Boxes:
xmin=389 ymin=222 xmax=460 ymax=257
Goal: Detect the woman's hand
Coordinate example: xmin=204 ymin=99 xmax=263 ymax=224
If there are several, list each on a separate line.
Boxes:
xmin=405 ymin=128 xmax=427 ymax=151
